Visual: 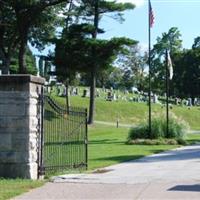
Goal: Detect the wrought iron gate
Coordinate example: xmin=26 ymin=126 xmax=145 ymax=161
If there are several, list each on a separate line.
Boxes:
xmin=38 ymin=93 xmax=88 ymax=176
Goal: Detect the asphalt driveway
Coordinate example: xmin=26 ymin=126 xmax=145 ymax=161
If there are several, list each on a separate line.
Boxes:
xmin=14 ymin=144 xmax=200 ymax=200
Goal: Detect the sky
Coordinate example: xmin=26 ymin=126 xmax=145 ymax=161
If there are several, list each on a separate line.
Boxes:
xmin=100 ymin=0 xmax=200 ymax=50
xmin=32 ymin=0 xmax=200 ymax=56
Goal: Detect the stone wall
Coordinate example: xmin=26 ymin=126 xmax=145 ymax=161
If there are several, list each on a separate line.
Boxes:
xmin=0 ymin=75 xmax=45 ymax=179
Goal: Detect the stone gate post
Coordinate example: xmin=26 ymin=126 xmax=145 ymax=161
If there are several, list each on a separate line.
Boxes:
xmin=0 ymin=75 xmax=45 ymax=179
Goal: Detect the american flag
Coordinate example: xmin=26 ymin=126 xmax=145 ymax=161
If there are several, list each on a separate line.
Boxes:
xmin=149 ymin=1 xmax=154 ymax=28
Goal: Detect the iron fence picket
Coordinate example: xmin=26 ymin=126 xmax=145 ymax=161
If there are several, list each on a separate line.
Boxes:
xmin=38 ymin=94 xmax=87 ymax=176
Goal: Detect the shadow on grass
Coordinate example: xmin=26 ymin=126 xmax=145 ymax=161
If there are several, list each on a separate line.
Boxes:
xmin=89 ymin=139 xmax=124 ymax=145
xmin=186 ymin=139 xmax=200 ymax=145
xmin=45 ymin=109 xmax=58 ymax=121
xmin=92 ymin=155 xmax=143 ymax=163
xmin=92 ymin=145 xmax=200 ymax=164
xmin=149 ymin=149 xmax=170 ymax=154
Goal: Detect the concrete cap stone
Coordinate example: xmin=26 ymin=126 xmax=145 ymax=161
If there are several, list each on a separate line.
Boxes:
xmin=0 ymin=75 xmax=45 ymax=85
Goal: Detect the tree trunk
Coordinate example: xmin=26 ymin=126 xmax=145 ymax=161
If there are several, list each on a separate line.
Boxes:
xmin=88 ymin=0 xmax=99 ymax=124
xmin=88 ymin=68 xmax=96 ymax=124
xmin=0 ymin=49 xmax=10 ymax=74
xmin=18 ymin=36 xmax=27 ymax=74
xmin=65 ymin=81 xmax=70 ymax=114
xmin=2 ymin=59 xmax=10 ymax=74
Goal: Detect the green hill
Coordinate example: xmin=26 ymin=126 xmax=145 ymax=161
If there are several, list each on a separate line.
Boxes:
xmin=54 ymin=94 xmax=200 ymax=130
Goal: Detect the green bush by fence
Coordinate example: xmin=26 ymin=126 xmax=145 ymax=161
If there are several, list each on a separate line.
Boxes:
xmin=128 ymin=113 xmax=189 ymax=144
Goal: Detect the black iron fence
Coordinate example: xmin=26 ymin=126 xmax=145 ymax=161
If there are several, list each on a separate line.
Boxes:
xmin=38 ymin=94 xmax=88 ymax=176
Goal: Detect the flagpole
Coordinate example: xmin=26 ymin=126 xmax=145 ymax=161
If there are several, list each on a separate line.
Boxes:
xmin=148 ymin=0 xmax=152 ymax=137
xmin=165 ymin=50 xmax=169 ymax=137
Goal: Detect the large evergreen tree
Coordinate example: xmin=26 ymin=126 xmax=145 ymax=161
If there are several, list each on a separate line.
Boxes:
xmin=0 ymin=1 xmax=17 ymax=74
xmin=55 ymin=23 xmax=135 ymax=111
xmin=77 ymin=0 xmax=135 ymax=124
xmin=0 ymin=0 xmax=68 ymax=74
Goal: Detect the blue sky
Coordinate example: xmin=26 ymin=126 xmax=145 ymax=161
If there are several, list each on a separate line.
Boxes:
xmin=100 ymin=0 xmax=200 ymax=50
xmin=32 ymin=0 xmax=200 ymax=56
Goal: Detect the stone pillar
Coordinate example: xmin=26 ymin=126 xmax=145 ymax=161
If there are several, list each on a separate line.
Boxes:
xmin=0 ymin=75 xmax=45 ymax=179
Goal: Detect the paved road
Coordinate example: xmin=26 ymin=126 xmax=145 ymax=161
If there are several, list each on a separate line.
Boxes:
xmin=94 ymin=120 xmax=133 ymax=128
xmin=15 ymin=144 xmax=200 ymax=200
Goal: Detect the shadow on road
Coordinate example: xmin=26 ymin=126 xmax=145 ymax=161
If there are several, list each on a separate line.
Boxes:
xmin=168 ymin=184 xmax=200 ymax=192
xmin=131 ymin=145 xmax=200 ymax=163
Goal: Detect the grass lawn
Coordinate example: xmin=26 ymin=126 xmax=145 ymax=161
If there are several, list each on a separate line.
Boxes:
xmin=1 ymin=124 xmax=200 ymax=200
xmin=55 ymin=95 xmax=200 ymax=130
xmin=0 ymin=179 xmax=44 ymax=200
xmin=88 ymin=124 xmax=200 ymax=170
xmin=186 ymin=133 xmax=200 ymax=145
xmin=0 ymin=92 xmax=199 ymax=200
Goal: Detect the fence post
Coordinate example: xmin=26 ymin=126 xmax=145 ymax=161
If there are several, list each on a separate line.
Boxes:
xmin=38 ymin=86 xmax=45 ymax=178
xmin=85 ymin=108 xmax=88 ymax=170
xmin=0 ymin=75 xmax=45 ymax=179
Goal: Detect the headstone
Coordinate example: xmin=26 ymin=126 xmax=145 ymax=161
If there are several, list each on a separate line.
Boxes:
xmin=122 ymin=96 xmax=127 ymax=101
xmin=62 ymin=86 xmax=66 ymax=96
xmin=70 ymin=87 xmax=74 ymax=96
xmin=96 ymin=89 xmax=100 ymax=97
xmin=181 ymin=99 xmax=186 ymax=106
xmin=124 ymin=89 xmax=129 ymax=94
xmin=153 ymin=94 xmax=159 ymax=103
xmin=82 ymin=89 xmax=89 ymax=97
xmin=47 ymin=85 xmax=51 ymax=93
xmin=75 ymin=87 xmax=79 ymax=95
xmin=113 ymin=93 xmax=117 ymax=101
xmin=175 ymin=97 xmax=181 ymax=105
xmin=175 ymin=97 xmax=179 ymax=105
xmin=188 ymin=98 xmax=192 ymax=106
xmin=58 ymin=87 xmax=63 ymax=96
xmin=106 ymin=91 xmax=113 ymax=101
xmin=131 ymin=87 xmax=138 ymax=93
xmin=58 ymin=85 xmax=65 ymax=97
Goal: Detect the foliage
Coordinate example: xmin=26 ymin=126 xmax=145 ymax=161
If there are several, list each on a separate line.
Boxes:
xmin=54 ymin=0 xmax=136 ymax=124
xmin=127 ymin=113 xmax=189 ymax=144
xmin=153 ymin=27 xmax=182 ymax=55
xmin=9 ymin=47 xmax=37 ymax=75
xmin=172 ymin=47 xmax=200 ymax=98
xmin=0 ymin=1 xmax=18 ymax=74
xmin=151 ymin=27 xmax=200 ymax=98
xmin=151 ymin=27 xmax=183 ymax=94
xmin=78 ymin=0 xmax=135 ymax=124
xmin=0 ymin=0 xmax=67 ymax=73
xmin=117 ymin=45 xmax=148 ymax=90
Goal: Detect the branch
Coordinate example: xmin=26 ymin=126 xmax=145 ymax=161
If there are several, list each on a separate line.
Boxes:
xmin=22 ymin=0 xmax=69 ymax=11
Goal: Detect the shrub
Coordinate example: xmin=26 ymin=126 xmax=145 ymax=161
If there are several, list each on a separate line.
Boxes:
xmin=128 ymin=113 xmax=189 ymax=144
xmin=127 ymin=124 xmax=149 ymax=140
xmin=127 ymin=138 xmax=180 ymax=145
xmin=150 ymin=117 xmax=165 ymax=139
